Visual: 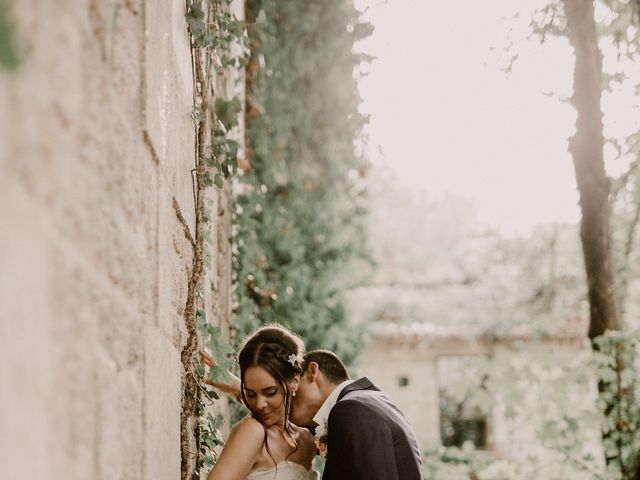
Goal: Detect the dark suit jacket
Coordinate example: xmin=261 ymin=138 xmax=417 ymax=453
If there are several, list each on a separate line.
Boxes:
xmin=322 ymin=377 xmax=423 ymax=480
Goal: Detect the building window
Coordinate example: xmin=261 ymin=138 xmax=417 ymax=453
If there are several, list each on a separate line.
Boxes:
xmin=398 ymin=375 xmax=410 ymax=387
xmin=439 ymin=393 xmax=487 ymax=448
xmin=436 ymin=355 xmax=489 ymax=448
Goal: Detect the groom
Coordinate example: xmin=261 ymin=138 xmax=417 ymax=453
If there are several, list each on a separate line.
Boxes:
xmin=291 ymin=349 xmax=424 ymax=480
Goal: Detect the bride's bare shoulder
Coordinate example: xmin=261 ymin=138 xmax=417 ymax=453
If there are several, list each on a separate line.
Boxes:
xmin=228 ymin=416 xmax=266 ymax=444
xmin=291 ymin=425 xmax=315 ymax=447
xmin=206 ymin=417 xmax=265 ymax=479
xmin=297 ymin=426 xmax=314 ymax=440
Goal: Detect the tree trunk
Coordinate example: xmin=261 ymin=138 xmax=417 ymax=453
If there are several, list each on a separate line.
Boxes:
xmin=564 ymin=0 xmax=621 ymax=338
xmin=564 ymin=0 xmax=628 ymax=473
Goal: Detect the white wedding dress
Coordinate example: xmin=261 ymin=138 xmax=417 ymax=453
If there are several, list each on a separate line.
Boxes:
xmin=246 ymin=461 xmax=319 ymax=480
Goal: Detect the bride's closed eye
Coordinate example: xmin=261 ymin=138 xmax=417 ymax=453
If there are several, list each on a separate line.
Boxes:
xmin=245 ymin=387 xmax=278 ymax=398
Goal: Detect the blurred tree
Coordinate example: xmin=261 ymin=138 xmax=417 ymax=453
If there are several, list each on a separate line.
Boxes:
xmin=233 ymin=0 xmax=373 ymax=365
xmin=564 ymin=0 xmax=621 ymax=338
xmin=563 ymin=1 xmax=640 ymax=473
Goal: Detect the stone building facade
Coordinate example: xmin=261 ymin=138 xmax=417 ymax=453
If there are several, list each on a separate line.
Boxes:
xmin=0 ymin=1 xmax=239 ymax=479
xmin=361 ymin=320 xmax=589 ymax=457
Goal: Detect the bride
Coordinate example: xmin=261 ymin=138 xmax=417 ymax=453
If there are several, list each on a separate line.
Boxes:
xmin=206 ymin=324 xmax=319 ymax=480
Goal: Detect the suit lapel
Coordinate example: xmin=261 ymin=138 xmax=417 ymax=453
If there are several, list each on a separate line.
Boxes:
xmin=336 ymin=376 xmax=376 ymax=402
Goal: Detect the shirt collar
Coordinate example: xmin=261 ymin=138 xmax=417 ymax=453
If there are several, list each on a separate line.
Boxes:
xmin=312 ymin=379 xmax=353 ymax=438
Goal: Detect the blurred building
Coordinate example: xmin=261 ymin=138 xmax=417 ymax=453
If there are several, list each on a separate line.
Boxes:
xmin=360 ymin=318 xmax=589 ymax=458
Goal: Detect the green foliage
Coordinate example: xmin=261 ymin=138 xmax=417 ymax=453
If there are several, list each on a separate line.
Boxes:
xmin=194 ymin=310 xmax=236 ymax=475
xmin=234 ymin=0 xmax=373 ymax=363
xmin=186 ymin=0 xmax=249 ymax=70
xmin=187 ymin=0 xmax=248 ymax=191
xmin=425 ymin=332 xmax=640 ymax=480
xmin=207 ymin=96 xmax=242 ymax=185
xmin=592 ymin=332 xmax=640 ymax=479
xmin=198 ymin=310 xmax=235 ymax=384
xmin=0 ymin=1 xmax=19 ymax=70
xmin=599 ymin=0 xmax=640 ymax=58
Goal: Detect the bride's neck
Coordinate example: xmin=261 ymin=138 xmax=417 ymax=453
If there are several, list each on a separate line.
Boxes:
xmin=270 ymin=419 xmax=292 ymax=432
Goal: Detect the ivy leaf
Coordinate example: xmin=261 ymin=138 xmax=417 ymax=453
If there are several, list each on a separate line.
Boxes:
xmin=214 ymin=414 xmax=225 ymax=429
xmin=191 ymin=108 xmax=204 ymax=124
xmin=203 ymin=171 xmax=213 ymax=187
xmin=186 ymin=4 xmax=206 ymax=38
xmin=226 ymin=139 xmax=239 ymax=161
xmin=229 ymin=19 xmax=244 ymax=37
xmin=214 ymin=96 xmax=242 ymax=130
xmin=208 ymin=364 xmax=232 ymax=384
xmin=204 ymin=388 xmax=219 ymax=401
xmin=196 ymin=309 xmax=207 ymax=329
xmin=256 ymin=9 xmax=267 ymax=24
xmin=214 ymin=174 xmax=224 ymax=189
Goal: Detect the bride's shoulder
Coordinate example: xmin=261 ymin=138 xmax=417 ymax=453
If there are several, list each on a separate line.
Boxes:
xmin=291 ymin=425 xmax=315 ymax=448
xmin=228 ymin=416 xmax=266 ymax=446
xmin=296 ymin=426 xmax=314 ymax=441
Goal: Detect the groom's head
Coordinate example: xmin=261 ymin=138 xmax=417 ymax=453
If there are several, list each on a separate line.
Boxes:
xmin=290 ymin=349 xmax=350 ymax=427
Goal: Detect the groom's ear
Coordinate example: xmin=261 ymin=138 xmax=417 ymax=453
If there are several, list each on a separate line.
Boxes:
xmin=305 ymin=361 xmax=320 ymax=382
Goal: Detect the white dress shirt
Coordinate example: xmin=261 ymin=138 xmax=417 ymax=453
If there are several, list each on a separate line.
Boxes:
xmin=312 ymin=379 xmax=353 ymax=440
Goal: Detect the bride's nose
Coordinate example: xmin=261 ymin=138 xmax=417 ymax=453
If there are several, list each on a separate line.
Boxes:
xmin=256 ymin=396 xmax=268 ymax=410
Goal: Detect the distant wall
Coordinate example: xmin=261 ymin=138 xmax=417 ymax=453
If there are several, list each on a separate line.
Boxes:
xmin=362 ymin=333 xmax=584 ymax=455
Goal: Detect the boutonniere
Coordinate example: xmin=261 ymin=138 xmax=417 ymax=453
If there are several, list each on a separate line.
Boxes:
xmin=315 ymin=434 xmax=328 ymax=460
xmin=315 ymin=420 xmax=329 ymax=460
xmin=315 ymin=420 xmax=329 ymax=461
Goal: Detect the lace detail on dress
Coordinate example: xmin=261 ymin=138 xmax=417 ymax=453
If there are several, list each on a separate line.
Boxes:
xmin=245 ymin=461 xmax=319 ymax=480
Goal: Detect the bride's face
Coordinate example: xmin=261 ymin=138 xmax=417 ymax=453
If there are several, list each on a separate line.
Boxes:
xmin=243 ymin=366 xmax=294 ymax=427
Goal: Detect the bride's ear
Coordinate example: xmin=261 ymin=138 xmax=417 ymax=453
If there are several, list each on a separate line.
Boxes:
xmin=289 ymin=374 xmax=300 ymax=394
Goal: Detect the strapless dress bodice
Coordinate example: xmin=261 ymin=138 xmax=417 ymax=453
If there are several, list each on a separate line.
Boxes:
xmin=245 ymin=461 xmax=319 ymax=480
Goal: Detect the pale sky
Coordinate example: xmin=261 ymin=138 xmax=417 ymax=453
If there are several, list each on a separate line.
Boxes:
xmin=355 ymin=0 xmax=639 ymax=234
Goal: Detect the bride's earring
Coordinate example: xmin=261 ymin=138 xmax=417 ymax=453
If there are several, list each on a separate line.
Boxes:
xmin=292 ymin=391 xmax=297 ymax=397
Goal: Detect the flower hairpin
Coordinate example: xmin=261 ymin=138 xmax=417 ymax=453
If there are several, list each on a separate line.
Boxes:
xmin=287 ymin=353 xmax=297 ymax=367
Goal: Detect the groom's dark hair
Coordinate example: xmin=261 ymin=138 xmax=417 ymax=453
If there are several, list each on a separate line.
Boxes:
xmin=303 ymin=349 xmax=349 ymax=384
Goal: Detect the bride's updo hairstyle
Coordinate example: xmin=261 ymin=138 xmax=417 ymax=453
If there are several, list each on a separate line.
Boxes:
xmin=238 ymin=324 xmax=305 ymax=423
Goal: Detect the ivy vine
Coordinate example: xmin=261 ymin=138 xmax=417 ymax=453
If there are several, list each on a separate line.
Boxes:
xmin=183 ymin=0 xmax=247 ymax=478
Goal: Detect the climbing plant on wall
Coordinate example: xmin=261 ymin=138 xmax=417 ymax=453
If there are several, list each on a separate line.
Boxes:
xmin=183 ymin=0 xmax=373 ymax=476
xmin=234 ymin=0 xmax=373 ymax=365
xmin=183 ymin=0 xmax=247 ymax=478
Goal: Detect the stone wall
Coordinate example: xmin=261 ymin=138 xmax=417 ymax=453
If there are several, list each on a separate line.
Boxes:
xmin=0 ymin=1 xmax=237 ymax=479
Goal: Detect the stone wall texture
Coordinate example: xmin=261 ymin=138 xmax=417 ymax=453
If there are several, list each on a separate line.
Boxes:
xmin=0 ymin=1 xmax=237 ymax=479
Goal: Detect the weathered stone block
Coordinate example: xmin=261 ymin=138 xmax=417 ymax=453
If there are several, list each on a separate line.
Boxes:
xmin=144 ymin=329 xmax=182 ymax=480
xmin=143 ymin=0 xmax=196 ymax=234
